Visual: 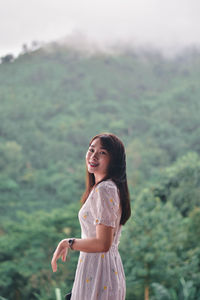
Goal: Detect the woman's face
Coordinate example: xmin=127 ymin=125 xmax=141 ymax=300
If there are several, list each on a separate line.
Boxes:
xmin=86 ymin=138 xmax=111 ymax=183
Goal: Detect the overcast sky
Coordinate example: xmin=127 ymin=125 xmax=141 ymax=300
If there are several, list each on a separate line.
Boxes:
xmin=1 ymin=0 xmax=200 ymax=57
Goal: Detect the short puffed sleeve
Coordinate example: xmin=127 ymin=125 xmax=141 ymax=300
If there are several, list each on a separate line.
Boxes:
xmin=90 ymin=181 xmax=120 ymax=228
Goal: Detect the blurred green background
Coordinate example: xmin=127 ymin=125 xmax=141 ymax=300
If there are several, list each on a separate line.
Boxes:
xmin=0 ymin=44 xmax=200 ymax=300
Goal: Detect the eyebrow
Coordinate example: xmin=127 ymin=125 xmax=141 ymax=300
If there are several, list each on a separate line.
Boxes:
xmin=89 ymin=144 xmax=107 ymax=150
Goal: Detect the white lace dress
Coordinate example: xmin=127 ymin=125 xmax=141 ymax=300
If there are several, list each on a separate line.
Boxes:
xmin=71 ymin=179 xmax=126 ymax=300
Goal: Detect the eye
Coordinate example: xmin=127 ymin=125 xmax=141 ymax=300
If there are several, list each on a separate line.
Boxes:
xmin=88 ymin=148 xmax=94 ymax=152
xmin=100 ymin=151 xmax=107 ymax=155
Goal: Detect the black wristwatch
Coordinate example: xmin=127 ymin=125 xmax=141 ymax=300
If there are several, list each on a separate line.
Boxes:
xmin=68 ymin=238 xmax=75 ymax=250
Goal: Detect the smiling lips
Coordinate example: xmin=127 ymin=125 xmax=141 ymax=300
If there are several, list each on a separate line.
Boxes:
xmin=89 ymin=162 xmax=99 ymax=167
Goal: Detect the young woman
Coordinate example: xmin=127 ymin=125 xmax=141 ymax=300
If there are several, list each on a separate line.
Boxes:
xmin=51 ymin=133 xmax=131 ymax=300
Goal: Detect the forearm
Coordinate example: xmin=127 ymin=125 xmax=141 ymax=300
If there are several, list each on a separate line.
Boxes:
xmin=72 ymin=237 xmax=110 ymax=253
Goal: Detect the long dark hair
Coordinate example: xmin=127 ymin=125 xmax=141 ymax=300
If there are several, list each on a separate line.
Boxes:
xmin=81 ymin=133 xmax=131 ymax=225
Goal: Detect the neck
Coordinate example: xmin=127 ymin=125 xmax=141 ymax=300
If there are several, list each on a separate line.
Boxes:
xmin=94 ymin=174 xmax=107 ymax=184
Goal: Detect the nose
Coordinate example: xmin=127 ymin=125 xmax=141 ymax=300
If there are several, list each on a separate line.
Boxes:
xmin=91 ymin=151 xmax=98 ymax=160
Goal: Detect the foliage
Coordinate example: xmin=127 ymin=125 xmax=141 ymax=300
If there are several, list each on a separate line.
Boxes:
xmin=120 ymin=188 xmax=185 ymax=299
xmin=0 ymin=204 xmax=80 ymax=300
xmin=152 ymin=152 xmax=200 ymax=216
xmin=151 ymin=277 xmax=197 ymax=300
xmin=0 ymin=45 xmax=200 ymax=299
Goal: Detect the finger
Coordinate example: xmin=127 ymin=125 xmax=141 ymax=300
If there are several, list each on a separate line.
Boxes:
xmin=53 ymin=248 xmax=62 ymax=260
xmin=51 ymin=247 xmax=64 ymax=272
xmin=51 ymin=240 xmax=67 ymax=271
xmin=60 ymin=248 xmax=65 ymax=261
xmin=62 ymin=250 xmax=65 ymax=261
xmin=51 ymin=258 xmax=57 ymax=272
xmin=62 ymin=247 xmax=68 ymax=262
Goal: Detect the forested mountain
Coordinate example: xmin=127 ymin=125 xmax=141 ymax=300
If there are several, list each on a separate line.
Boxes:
xmin=0 ymin=43 xmax=200 ymax=299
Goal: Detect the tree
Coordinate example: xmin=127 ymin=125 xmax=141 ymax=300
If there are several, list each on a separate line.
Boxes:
xmin=153 ymin=152 xmax=200 ymax=216
xmin=1 ymin=54 xmax=14 ymax=63
xmin=0 ymin=204 xmax=80 ymax=300
xmin=181 ymin=207 xmax=200 ymax=299
xmin=151 ymin=278 xmax=197 ymax=300
xmin=120 ymin=188 xmax=185 ymax=300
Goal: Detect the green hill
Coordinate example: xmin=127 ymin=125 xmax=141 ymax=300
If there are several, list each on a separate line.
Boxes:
xmin=1 ymin=45 xmax=200 ymax=218
xmin=0 ymin=43 xmax=200 ymax=299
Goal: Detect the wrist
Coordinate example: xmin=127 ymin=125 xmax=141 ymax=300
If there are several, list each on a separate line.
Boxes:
xmin=68 ymin=238 xmax=75 ymax=250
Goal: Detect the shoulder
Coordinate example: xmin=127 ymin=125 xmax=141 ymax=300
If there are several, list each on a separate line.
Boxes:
xmin=92 ymin=180 xmax=120 ymax=211
xmin=97 ymin=179 xmax=118 ymax=191
xmin=96 ymin=180 xmax=119 ymax=199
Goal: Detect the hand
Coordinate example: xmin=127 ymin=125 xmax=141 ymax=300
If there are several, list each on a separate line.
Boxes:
xmin=51 ymin=239 xmax=69 ymax=272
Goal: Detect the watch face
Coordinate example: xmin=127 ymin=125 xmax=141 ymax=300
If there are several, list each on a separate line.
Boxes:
xmin=68 ymin=239 xmax=75 ymax=249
